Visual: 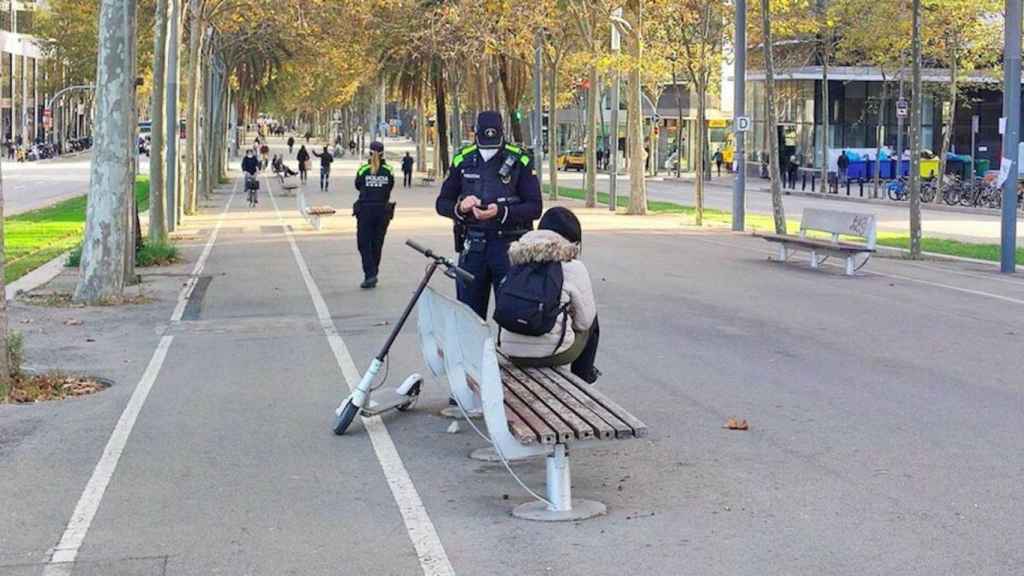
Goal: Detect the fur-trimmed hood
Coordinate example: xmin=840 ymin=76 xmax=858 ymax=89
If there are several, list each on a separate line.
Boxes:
xmin=508 ymin=230 xmax=579 ymax=265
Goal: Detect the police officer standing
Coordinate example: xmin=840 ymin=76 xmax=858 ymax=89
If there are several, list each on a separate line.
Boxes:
xmin=354 ymin=141 xmax=396 ymax=289
xmin=436 ymin=111 xmax=542 ymax=318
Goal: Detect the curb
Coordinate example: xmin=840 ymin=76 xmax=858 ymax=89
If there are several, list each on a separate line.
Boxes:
xmin=6 ymin=250 xmax=69 ymax=301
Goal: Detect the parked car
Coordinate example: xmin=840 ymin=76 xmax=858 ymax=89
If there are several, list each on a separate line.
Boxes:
xmin=558 ymin=149 xmax=587 ymax=171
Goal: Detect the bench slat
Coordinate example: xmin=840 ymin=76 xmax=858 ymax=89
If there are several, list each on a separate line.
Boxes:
xmin=504 ymin=364 xmax=596 ymax=441
xmin=527 ymin=366 xmax=633 ymax=439
xmin=467 ymin=373 xmax=548 ymax=444
xmin=761 ymin=234 xmax=874 ymax=253
xmin=501 ymin=366 xmax=575 ymax=443
xmin=503 ymin=401 xmax=540 ymax=445
xmin=553 ymin=367 xmax=648 ymax=438
xmin=515 ymin=365 xmax=617 ymax=440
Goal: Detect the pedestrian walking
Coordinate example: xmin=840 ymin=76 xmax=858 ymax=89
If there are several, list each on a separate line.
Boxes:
xmin=354 ymin=141 xmax=396 ymax=289
xmin=596 ymin=148 xmax=604 ymax=171
xmin=401 ymin=152 xmax=414 ymax=188
xmin=713 ymin=148 xmax=723 ymax=177
xmin=287 ymin=136 xmax=295 ymax=154
xmin=436 ymin=110 xmax=543 ymax=320
xmin=297 ymin=145 xmax=310 ymax=183
xmin=312 ymin=145 xmax=334 ymax=191
xmin=259 ymin=143 xmax=270 ymax=170
xmin=348 ymin=139 xmax=357 ymax=157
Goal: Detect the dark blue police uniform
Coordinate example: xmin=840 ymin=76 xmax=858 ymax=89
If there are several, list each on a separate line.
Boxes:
xmin=355 ymin=159 xmax=395 ymax=286
xmin=436 ymin=142 xmax=542 ymax=318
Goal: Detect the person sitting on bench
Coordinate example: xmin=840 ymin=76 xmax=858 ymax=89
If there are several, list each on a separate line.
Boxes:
xmin=272 ymin=154 xmax=298 ymax=177
xmin=497 ymin=207 xmax=601 ymax=383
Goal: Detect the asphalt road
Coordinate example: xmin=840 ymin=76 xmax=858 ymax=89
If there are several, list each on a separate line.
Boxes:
xmin=1 ymin=153 xmax=150 ymax=216
xmin=1 ymin=137 xmax=1021 ymax=575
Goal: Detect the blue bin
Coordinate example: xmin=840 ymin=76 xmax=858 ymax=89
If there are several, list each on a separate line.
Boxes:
xmin=845 ymin=160 xmax=868 ymax=179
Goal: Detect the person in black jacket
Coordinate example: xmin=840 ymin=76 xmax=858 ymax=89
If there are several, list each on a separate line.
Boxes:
xmin=242 ymin=149 xmax=261 ymax=207
xmin=312 ymin=145 xmax=334 ymax=191
xmin=436 ymin=110 xmax=542 ymax=319
xmin=401 ymin=152 xmax=414 ymax=188
xmin=354 ymin=141 xmax=396 ymax=288
xmin=287 ymin=136 xmax=295 ymax=155
xmin=296 ymin=145 xmax=310 ymax=183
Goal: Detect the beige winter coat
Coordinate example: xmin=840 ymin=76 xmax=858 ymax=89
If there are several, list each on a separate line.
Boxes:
xmin=498 ymin=230 xmax=596 ymax=358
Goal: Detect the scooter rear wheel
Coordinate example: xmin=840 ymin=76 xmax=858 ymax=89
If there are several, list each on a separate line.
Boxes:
xmin=396 ymin=382 xmax=422 ymax=412
xmin=332 ymin=400 xmax=360 ymax=435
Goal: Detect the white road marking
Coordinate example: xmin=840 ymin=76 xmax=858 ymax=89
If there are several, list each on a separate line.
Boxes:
xmin=42 ymin=183 xmax=236 ymax=574
xmin=266 ymin=178 xmax=455 ymax=576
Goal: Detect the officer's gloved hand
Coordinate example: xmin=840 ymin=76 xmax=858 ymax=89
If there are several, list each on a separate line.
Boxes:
xmin=472 ymin=204 xmax=499 ymax=221
xmin=458 ymin=195 xmax=482 ymax=214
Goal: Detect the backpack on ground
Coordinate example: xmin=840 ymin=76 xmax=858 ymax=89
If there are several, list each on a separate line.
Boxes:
xmin=494 ymin=262 xmax=568 ymax=339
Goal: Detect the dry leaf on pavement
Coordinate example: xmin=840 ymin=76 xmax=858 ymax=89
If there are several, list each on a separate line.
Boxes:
xmin=724 ymin=418 xmax=749 ymax=431
xmin=64 ymin=319 xmax=83 ymax=326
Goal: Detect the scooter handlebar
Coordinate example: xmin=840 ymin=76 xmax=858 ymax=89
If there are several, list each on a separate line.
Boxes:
xmin=405 ymin=239 xmax=432 ymax=257
xmin=406 ymin=239 xmax=475 ymax=283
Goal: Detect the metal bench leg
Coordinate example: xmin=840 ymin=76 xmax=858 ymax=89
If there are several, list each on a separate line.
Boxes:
xmin=777 ymin=245 xmax=788 ymax=262
xmin=810 ymin=250 xmax=819 ymax=269
xmin=311 ymin=215 xmax=321 ymax=230
xmin=512 ymin=444 xmax=607 ymax=522
xmin=845 ymin=256 xmax=855 ymax=276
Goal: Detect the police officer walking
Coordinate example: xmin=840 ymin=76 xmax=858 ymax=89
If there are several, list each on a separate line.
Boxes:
xmin=354 ymin=141 xmax=396 ymax=289
xmin=436 ymin=111 xmax=542 ymax=318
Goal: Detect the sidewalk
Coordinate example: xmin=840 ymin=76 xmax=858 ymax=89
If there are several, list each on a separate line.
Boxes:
xmin=1 ymin=136 xmax=1022 ymax=575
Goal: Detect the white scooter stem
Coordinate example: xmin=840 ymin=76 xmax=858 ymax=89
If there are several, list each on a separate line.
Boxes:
xmin=335 ymin=357 xmax=383 ymax=415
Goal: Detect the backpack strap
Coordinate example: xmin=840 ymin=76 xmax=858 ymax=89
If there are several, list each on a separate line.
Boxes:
xmin=551 ymin=303 xmax=571 ymax=355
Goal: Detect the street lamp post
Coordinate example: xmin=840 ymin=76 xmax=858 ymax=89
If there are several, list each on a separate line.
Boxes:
xmin=733 ymin=0 xmax=747 ymax=230
xmin=609 ymin=8 xmax=623 ymax=211
xmin=1001 ymin=0 xmax=1020 ymax=273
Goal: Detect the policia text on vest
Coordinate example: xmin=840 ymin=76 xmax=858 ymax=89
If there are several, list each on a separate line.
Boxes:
xmin=436 ymin=142 xmax=542 ymax=319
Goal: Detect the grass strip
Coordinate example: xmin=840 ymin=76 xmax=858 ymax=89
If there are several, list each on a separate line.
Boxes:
xmin=546 ymin=184 xmax=1024 ymax=265
xmin=5 ymin=175 xmax=150 ymax=282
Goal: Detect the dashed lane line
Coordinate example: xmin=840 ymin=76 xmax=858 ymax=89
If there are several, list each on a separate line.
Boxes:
xmin=42 ymin=181 xmax=237 ymax=574
xmin=265 ymin=175 xmax=456 ymax=576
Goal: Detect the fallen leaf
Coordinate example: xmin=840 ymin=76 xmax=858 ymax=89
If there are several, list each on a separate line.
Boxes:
xmin=724 ymin=418 xmax=749 ymax=431
xmin=64 ymin=319 xmax=83 ymax=326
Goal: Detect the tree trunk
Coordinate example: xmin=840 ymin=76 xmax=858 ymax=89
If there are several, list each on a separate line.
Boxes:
xmin=75 ymin=0 xmax=136 ymax=303
xmin=416 ymin=99 xmax=427 ymax=172
xmin=909 ymin=0 xmax=923 ymax=258
xmin=584 ymin=64 xmax=598 ymax=207
xmin=937 ymin=57 xmax=957 ymax=185
xmin=0 ymin=158 xmax=10 ymax=395
xmin=626 ymin=0 xmax=647 ymax=215
xmin=124 ymin=0 xmax=138 ymax=284
xmin=760 ymin=0 xmax=787 ymax=233
xmin=432 ymin=59 xmax=450 ymax=175
xmin=497 ymin=55 xmax=524 ymax=144
xmin=548 ymin=57 xmax=560 ymax=200
xmin=149 ymin=0 xmax=168 ymax=242
xmin=695 ymin=82 xmax=706 ymax=226
xmin=184 ymin=0 xmax=202 ymax=215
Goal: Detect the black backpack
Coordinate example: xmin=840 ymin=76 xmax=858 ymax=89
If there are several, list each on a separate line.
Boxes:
xmin=494 ymin=262 xmax=568 ymax=338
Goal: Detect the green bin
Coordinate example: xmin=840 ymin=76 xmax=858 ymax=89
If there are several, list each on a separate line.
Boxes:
xmin=975 ymin=159 xmax=989 ymax=178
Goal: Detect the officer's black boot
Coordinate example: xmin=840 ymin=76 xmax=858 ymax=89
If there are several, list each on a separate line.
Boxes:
xmin=360 ymin=276 xmax=378 ymax=289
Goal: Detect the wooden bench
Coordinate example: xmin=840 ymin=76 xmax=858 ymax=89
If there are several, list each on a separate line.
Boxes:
xmin=760 ymin=207 xmax=877 ymax=276
xmin=417 ymin=287 xmax=646 ymax=522
xmin=420 ymin=169 xmax=436 ymax=185
xmin=296 ymin=187 xmax=336 ymax=230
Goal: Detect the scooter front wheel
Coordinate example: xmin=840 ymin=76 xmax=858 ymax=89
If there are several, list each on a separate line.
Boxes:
xmin=332 ymin=400 xmax=360 ymax=435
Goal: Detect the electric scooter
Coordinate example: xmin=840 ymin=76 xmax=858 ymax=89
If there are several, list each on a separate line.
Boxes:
xmin=332 ymin=239 xmax=475 ymax=435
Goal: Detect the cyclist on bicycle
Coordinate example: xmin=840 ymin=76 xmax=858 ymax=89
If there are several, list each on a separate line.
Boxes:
xmin=242 ymin=149 xmax=260 ymax=206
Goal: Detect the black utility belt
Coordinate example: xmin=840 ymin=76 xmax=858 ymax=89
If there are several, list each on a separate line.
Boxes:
xmin=465 ymin=228 xmax=530 ymax=241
